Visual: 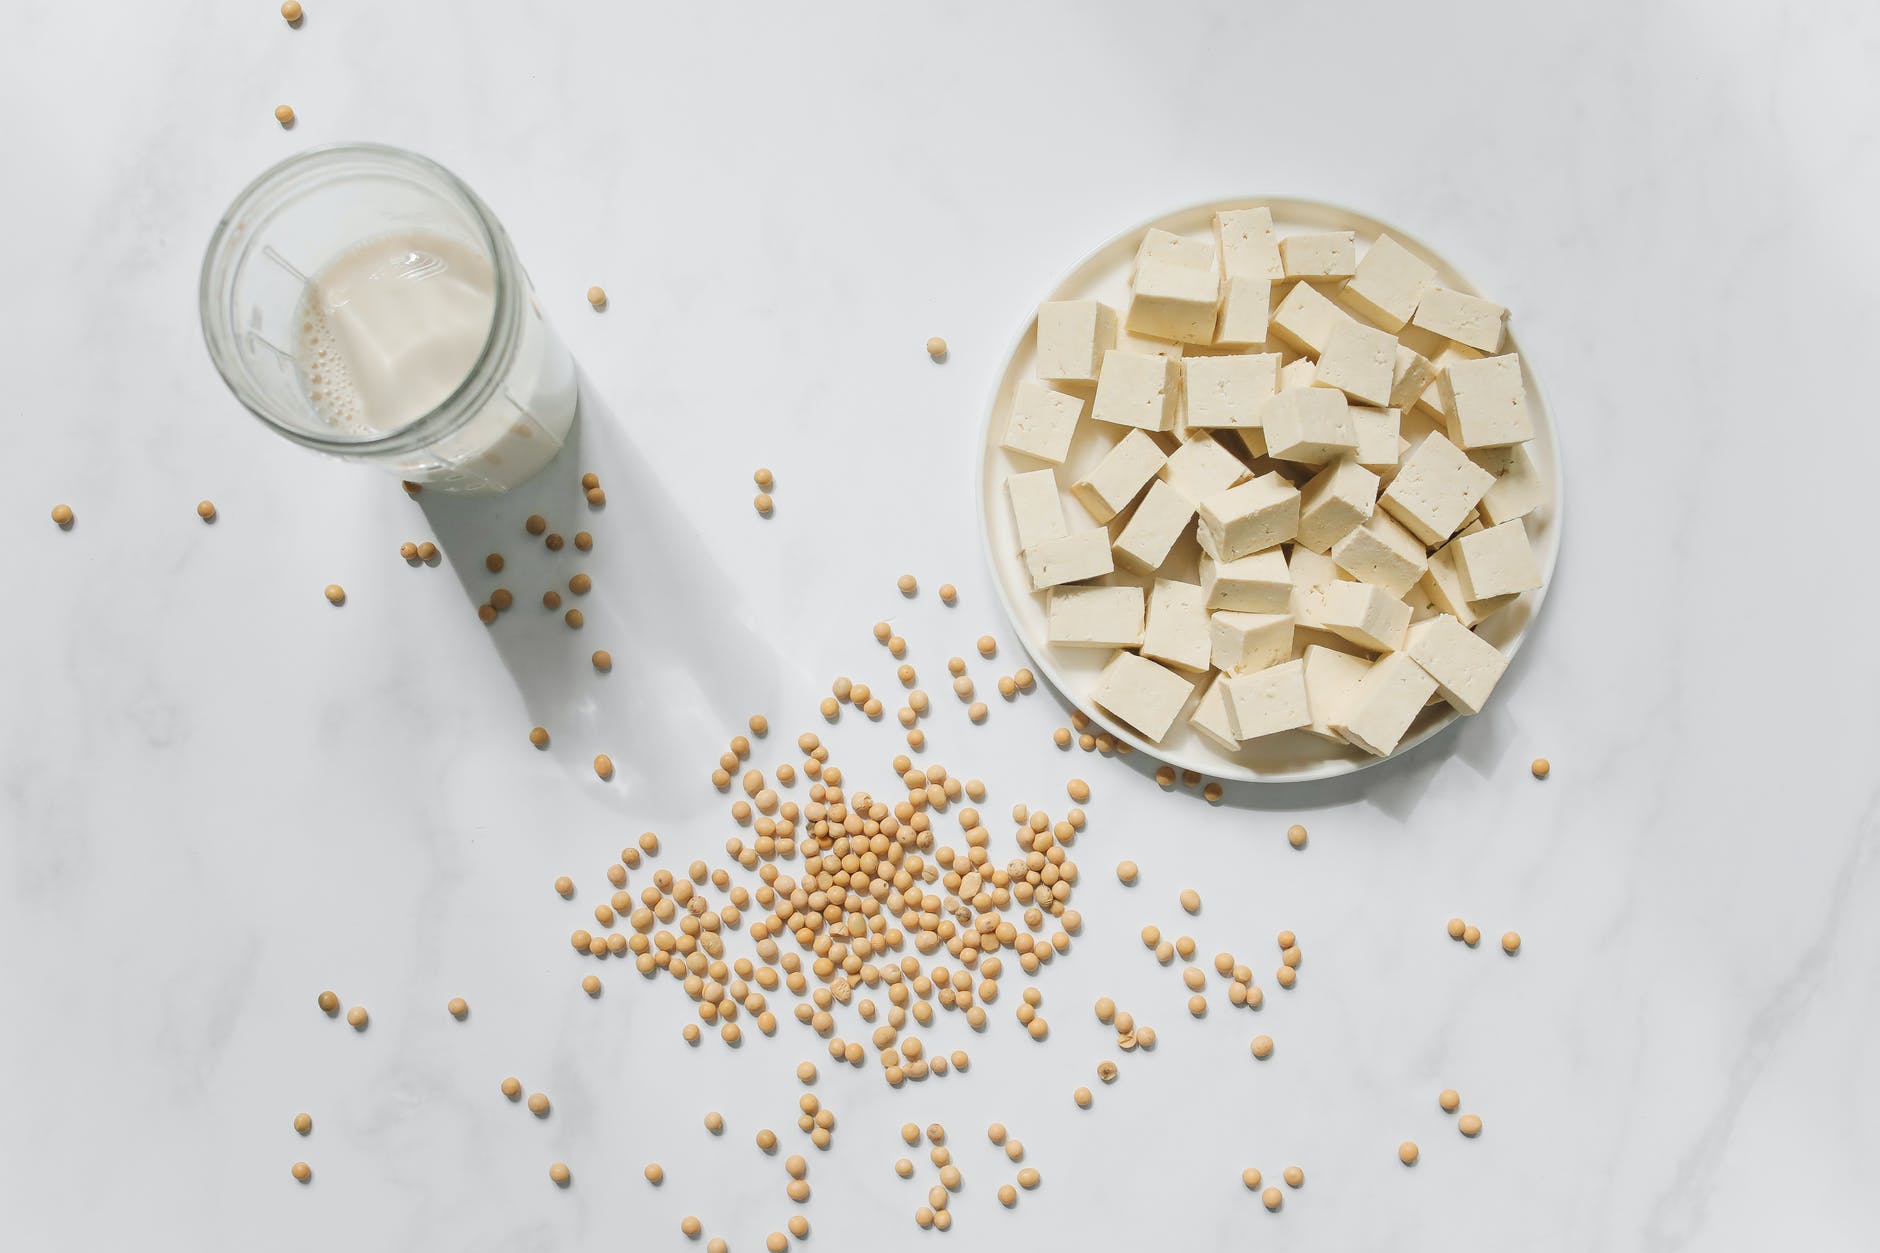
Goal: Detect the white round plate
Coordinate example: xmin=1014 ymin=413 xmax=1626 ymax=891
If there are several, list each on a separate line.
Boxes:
xmin=976 ymin=198 xmax=1563 ymax=783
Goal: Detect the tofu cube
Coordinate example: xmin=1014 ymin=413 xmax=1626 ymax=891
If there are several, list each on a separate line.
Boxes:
xmin=1047 ymin=584 xmax=1146 ymax=649
xmin=1301 ymin=644 xmax=1371 ymax=742
xmin=1334 ymin=652 xmax=1438 ymax=756
xmin=1351 ymin=406 xmax=1402 ymax=473
xmin=1092 ymin=350 xmax=1180 ymax=432
xmin=1197 ymin=472 xmax=1300 ymax=561
xmin=1314 ymin=319 xmax=1398 ymax=407
xmin=1261 ymin=387 xmax=1358 ymax=465
xmin=1183 ymin=353 xmax=1279 ymax=429
xmin=1188 ymin=674 xmax=1243 ymax=751
xmin=1072 ymin=429 xmax=1168 ymax=524
xmin=1411 ymin=287 xmax=1507 ymax=354
xmin=1342 ymin=234 xmax=1437 ymax=332
xmin=1297 ymin=456 xmax=1380 ymax=553
xmin=1379 ymin=431 xmax=1495 ymax=546
xmin=1403 ymin=579 xmax=1442 ymax=624
xmin=1439 ymin=354 xmax=1534 ymax=449
xmin=1127 ymin=261 xmax=1221 ymax=346
xmin=1222 ymin=658 xmax=1312 ymax=739
xmin=1452 ymin=519 xmax=1542 ymax=600
xmin=1213 ymin=208 xmax=1284 ymax=280
xmin=1036 ymin=300 xmax=1118 ymax=384
xmin=1024 ymin=529 xmax=1113 ymax=589
xmin=1421 ymin=539 xmax=1514 ymax=628
xmin=1213 ymin=275 xmax=1272 ymax=346
xmin=1268 ymin=281 xmax=1352 ymax=358
xmin=1287 ymin=546 xmax=1341 ymax=629
xmin=1278 ymin=231 xmax=1357 ymax=280
xmin=1390 ymin=345 xmax=1438 ymax=410
xmin=1091 ymin=650 xmax=1196 ymax=742
xmin=1135 ymin=228 xmax=1215 ymax=273
xmin=1316 ymin=580 xmax=1411 ymax=653
xmin=1200 ymin=547 xmax=1291 ymax=613
xmin=1279 ymin=357 xmax=1318 ymax=391
xmin=1209 ymin=610 xmax=1294 ymax=674
xmin=1404 ymin=613 xmax=1509 ymax=715
xmin=1001 ymin=380 xmax=1085 ymax=464
xmin=1141 ymin=577 xmax=1211 ymax=672
xmin=1163 ymin=432 xmax=1251 ymax=500
xmin=1415 ymin=343 xmax=1483 ymax=420
xmin=1469 ymin=443 xmax=1546 ymax=526
xmin=1112 ymin=478 xmax=1196 ymax=574
xmin=1331 ymin=507 xmax=1428 ymax=598
xmin=1005 ymin=468 xmax=1069 ymax=551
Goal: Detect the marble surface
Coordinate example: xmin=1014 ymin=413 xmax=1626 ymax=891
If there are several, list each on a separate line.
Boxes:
xmin=2 ymin=2 xmax=1876 ymax=1249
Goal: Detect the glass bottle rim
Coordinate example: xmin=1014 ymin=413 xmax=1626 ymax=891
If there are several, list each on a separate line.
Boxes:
xmin=197 ymin=143 xmax=520 ymax=456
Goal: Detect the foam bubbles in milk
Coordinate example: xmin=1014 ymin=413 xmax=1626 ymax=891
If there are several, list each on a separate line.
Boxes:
xmin=294 ymin=231 xmax=497 ymax=437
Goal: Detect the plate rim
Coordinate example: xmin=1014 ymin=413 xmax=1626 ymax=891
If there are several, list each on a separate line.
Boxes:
xmin=973 ymin=195 xmax=1566 ymax=784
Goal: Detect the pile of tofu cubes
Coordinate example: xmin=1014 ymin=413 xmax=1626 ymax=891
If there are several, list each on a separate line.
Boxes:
xmin=1001 ymin=208 xmax=1545 ymax=758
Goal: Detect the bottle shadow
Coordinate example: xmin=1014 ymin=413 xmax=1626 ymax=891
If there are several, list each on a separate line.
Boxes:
xmin=416 ymin=370 xmax=784 ymax=801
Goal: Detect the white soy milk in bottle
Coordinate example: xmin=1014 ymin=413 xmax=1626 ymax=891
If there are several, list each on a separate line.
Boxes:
xmin=295 ymin=231 xmax=496 ymax=436
xmin=201 ymin=145 xmax=578 ymax=491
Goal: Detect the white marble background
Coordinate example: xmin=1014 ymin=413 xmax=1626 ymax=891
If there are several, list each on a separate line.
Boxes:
xmin=2 ymin=1 xmax=1876 ymax=1249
